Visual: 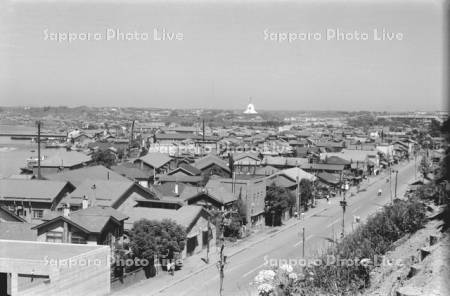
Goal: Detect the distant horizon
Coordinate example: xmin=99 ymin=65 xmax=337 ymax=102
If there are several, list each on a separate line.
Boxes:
xmin=0 ymin=104 xmax=447 ymax=114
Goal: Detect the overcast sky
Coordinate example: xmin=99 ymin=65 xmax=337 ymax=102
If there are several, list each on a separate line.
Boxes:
xmin=0 ymin=0 xmax=446 ymax=111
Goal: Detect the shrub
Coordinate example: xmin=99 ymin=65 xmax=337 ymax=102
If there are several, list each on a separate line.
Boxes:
xmin=262 ymin=197 xmax=426 ymax=296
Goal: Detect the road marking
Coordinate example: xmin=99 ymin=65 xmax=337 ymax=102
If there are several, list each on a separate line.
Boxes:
xmin=293 ymin=235 xmax=313 ymax=247
xmin=326 ymin=218 xmax=340 ymax=229
xmin=242 ymin=263 xmax=266 ymax=278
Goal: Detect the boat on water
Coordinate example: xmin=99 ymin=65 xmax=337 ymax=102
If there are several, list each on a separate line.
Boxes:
xmin=25 ymin=156 xmax=46 ymax=168
xmin=30 ymin=137 xmax=49 ymax=143
xmin=11 ymin=136 xmax=33 ymax=140
xmin=45 ymin=142 xmax=68 ymax=149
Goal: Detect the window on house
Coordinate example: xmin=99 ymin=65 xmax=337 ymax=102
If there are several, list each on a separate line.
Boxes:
xmin=16 ymin=206 xmax=26 ymax=217
xmin=71 ymin=233 xmax=87 ymax=244
xmin=103 ymin=232 xmax=113 ymax=246
xmin=46 ymin=231 xmax=63 ymax=243
xmin=32 ymin=210 xmax=44 ymax=219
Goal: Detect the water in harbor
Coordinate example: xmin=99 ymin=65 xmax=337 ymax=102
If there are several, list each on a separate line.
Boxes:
xmin=0 ymin=125 xmax=67 ymax=178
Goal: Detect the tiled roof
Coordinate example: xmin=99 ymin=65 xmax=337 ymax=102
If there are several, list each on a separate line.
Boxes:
xmin=193 ymin=155 xmax=230 ymax=172
xmin=0 ymin=222 xmax=37 ymax=241
xmin=0 ymin=179 xmax=72 ymax=202
xmin=158 ymin=175 xmax=203 ymax=183
xmin=0 ymin=206 xmax=26 ymax=222
xmin=167 ymin=163 xmax=201 ymax=176
xmin=64 ymin=180 xmax=134 ymax=207
xmin=266 ymin=175 xmax=297 ymax=188
xmin=314 ymin=141 xmax=345 ymax=148
xmin=271 ymin=167 xmax=316 ymax=182
xmin=34 ymin=206 xmax=128 ymax=234
xmin=317 ymin=172 xmax=341 ymax=185
xmin=45 ymin=165 xmax=129 ymax=186
xmin=254 ymin=166 xmax=280 ymax=176
xmin=232 ymin=152 xmax=260 ymax=162
xmin=123 ymin=205 xmax=204 ymax=231
xmin=324 ymin=156 xmax=351 ymax=165
xmin=137 ymin=152 xmax=172 ymax=169
xmin=262 ymin=156 xmax=309 ymax=167
xmin=36 ymin=150 xmax=91 ymax=168
xmin=301 ymin=163 xmax=345 ymax=171
xmin=180 ymin=186 xmax=236 ymax=205
xmin=151 ymin=183 xmax=191 ymax=198
xmin=68 ymin=206 xmax=128 ymax=233
xmin=111 ymin=163 xmax=153 ymax=180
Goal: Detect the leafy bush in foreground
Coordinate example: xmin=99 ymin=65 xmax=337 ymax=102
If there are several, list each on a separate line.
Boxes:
xmin=254 ymin=197 xmax=426 ymax=296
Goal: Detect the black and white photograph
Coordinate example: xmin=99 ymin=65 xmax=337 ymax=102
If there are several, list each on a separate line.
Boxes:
xmin=0 ymin=0 xmax=449 ymax=295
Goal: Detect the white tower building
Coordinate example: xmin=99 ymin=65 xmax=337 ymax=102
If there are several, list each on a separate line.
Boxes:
xmin=243 ymin=98 xmax=257 ymax=114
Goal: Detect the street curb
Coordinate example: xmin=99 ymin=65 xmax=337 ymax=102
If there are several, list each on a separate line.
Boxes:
xmin=137 ymin=162 xmax=414 ymax=295
xmin=148 ymin=207 xmax=329 ymax=295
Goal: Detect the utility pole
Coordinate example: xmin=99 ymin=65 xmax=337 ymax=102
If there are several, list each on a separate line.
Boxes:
xmin=128 ymin=120 xmax=135 ymax=159
xmin=414 ymin=153 xmax=417 ymax=178
xmin=206 ymin=217 xmax=210 ymax=264
xmin=394 ymin=170 xmax=398 ymax=198
xmin=217 ymin=213 xmax=228 ymax=296
xmin=217 ymin=244 xmax=226 ymax=296
xmin=296 ymin=176 xmax=300 ymax=219
xmin=302 ymin=227 xmax=305 ymax=258
xmin=36 ymin=121 xmax=42 ymax=180
xmin=389 ymin=166 xmax=393 ymax=203
xmin=340 ymin=183 xmax=348 ymax=238
xmin=202 ymin=119 xmax=205 ymax=142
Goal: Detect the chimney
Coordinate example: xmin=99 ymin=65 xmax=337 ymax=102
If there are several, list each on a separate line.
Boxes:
xmin=82 ymin=195 xmax=89 ymax=209
xmin=63 ymin=203 xmax=70 ymax=217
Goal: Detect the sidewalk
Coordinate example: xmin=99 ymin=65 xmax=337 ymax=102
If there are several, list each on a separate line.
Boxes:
xmin=112 ymin=201 xmax=332 ymax=296
xmin=112 ymin=160 xmax=414 ymax=295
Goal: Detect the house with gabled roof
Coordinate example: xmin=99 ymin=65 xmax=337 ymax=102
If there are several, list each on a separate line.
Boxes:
xmin=111 ymin=162 xmax=154 ymax=188
xmin=0 ymin=206 xmax=27 ymax=223
xmin=262 ymin=156 xmax=309 ymax=169
xmin=167 ymin=163 xmax=202 ymax=177
xmin=33 ymin=206 xmax=128 ymax=247
xmin=134 ymin=152 xmax=174 ymax=174
xmin=254 ymin=166 xmax=280 ymax=176
xmin=123 ymin=205 xmax=216 ymax=258
xmin=59 ymin=179 xmax=156 ymax=212
xmin=157 ymin=174 xmax=204 ymax=186
xmin=45 ymin=165 xmax=128 ymax=187
xmin=300 ymin=163 xmax=345 ymax=174
xmin=31 ymin=150 xmax=93 ymax=175
xmin=205 ymin=175 xmax=266 ymax=226
xmin=193 ymin=154 xmax=231 ymax=178
xmin=0 ymin=179 xmax=75 ymax=223
xmin=231 ymin=152 xmax=262 ymax=174
xmin=179 ymin=186 xmax=236 ymax=210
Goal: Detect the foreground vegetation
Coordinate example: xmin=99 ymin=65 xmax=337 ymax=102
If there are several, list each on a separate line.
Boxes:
xmin=254 ymin=196 xmax=427 ymax=296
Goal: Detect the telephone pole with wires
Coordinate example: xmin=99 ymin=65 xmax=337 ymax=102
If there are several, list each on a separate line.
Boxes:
xmin=36 ymin=121 xmax=43 ymax=180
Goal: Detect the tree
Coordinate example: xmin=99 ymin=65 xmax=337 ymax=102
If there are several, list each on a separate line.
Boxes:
xmin=91 ymin=149 xmax=117 ymax=168
xmin=419 ymin=157 xmax=431 ymax=178
xmin=129 ymin=219 xmax=186 ymax=273
xmin=265 ymin=185 xmax=292 ymax=226
xmin=300 ymin=179 xmax=313 ymax=211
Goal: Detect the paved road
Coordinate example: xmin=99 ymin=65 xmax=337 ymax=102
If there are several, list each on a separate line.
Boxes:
xmin=123 ymin=159 xmax=419 ymax=296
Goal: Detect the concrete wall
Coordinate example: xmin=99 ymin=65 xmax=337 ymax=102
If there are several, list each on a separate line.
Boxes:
xmin=17 ymin=247 xmax=110 ymax=296
xmin=179 ymin=215 xmax=216 ymax=259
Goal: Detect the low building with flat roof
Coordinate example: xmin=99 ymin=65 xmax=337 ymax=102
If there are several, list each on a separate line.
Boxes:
xmin=0 ymin=239 xmax=110 ymax=296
